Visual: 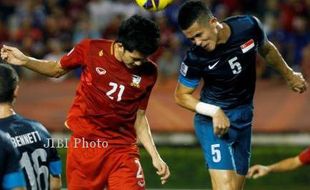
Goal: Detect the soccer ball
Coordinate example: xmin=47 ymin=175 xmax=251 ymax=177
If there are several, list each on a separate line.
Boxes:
xmin=135 ymin=0 xmax=173 ymax=11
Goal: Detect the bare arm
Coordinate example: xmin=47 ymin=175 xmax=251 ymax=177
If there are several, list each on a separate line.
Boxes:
xmin=174 ymin=82 xmax=199 ymax=111
xmin=12 ymin=187 xmax=26 ymax=190
xmin=268 ymin=156 xmax=303 ymax=172
xmin=259 ymin=41 xmax=308 ymax=93
xmin=247 ymin=156 xmax=303 ymax=179
xmin=134 ymin=109 xmax=170 ymax=184
xmin=50 ymin=175 xmax=62 ymax=190
xmin=174 ymin=82 xmax=230 ymax=136
xmin=1 ymin=45 xmax=68 ymax=78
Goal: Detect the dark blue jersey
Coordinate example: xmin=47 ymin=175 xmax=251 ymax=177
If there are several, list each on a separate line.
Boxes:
xmin=0 ymin=131 xmax=26 ymax=189
xmin=179 ymin=15 xmax=267 ymax=109
xmin=0 ymin=114 xmax=62 ymax=190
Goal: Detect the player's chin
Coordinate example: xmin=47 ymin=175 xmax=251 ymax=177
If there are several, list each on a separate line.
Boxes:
xmin=203 ymin=43 xmax=216 ymax=52
xmin=125 ymin=63 xmax=135 ymax=69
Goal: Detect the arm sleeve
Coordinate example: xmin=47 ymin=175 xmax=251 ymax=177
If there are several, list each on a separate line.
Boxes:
xmin=178 ymin=52 xmax=202 ymax=88
xmin=36 ymin=123 xmax=62 ymax=177
xmin=299 ymin=147 xmax=310 ymax=165
xmin=139 ymin=68 xmax=157 ymax=110
xmin=251 ymin=16 xmax=268 ymax=48
xmin=60 ymin=39 xmax=91 ymax=69
xmin=49 ymin=160 xmax=62 ymax=177
xmin=47 ymin=143 xmax=62 ymax=176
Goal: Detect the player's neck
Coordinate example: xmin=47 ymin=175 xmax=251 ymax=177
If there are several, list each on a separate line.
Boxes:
xmin=0 ymin=104 xmax=15 ymax=119
xmin=217 ymin=23 xmax=231 ymax=45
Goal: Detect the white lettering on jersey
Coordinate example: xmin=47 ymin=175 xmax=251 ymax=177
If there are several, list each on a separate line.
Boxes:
xmin=10 ymin=131 xmax=42 ymax=148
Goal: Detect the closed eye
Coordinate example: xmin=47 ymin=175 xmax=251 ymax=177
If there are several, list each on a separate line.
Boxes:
xmin=189 ymin=33 xmax=202 ymax=42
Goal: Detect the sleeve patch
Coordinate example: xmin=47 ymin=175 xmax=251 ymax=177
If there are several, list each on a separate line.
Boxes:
xmin=180 ymin=62 xmax=188 ymax=76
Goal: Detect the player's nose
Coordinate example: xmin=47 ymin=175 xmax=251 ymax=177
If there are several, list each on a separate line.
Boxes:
xmin=133 ymin=61 xmax=142 ymax=66
xmin=194 ymin=38 xmax=203 ymax=46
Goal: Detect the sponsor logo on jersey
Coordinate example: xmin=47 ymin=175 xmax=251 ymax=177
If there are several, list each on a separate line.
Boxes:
xmin=131 ymin=75 xmax=141 ymax=88
xmin=241 ymin=39 xmax=255 ymax=53
xmin=96 ymin=67 xmax=106 ymax=75
xmin=208 ymin=60 xmax=220 ymax=70
xmin=99 ymin=50 xmax=104 ymax=57
xmin=180 ymin=62 xmax=188 ymax=76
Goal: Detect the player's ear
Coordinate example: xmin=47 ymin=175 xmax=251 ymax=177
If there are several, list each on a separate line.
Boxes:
xmin=209 ymin=17 xmax=218 ymax=27
xmin=117 ymin=42 xmax=125 ymax=53
xmin=14 ymin=85 xmax=19 ymax=98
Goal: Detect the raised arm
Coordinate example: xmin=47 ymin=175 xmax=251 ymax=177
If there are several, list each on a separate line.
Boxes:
xmin=174 ymin=82 xmax=230 ymax=136
xmin=134 ymin=109 xmax=170 ymax=184
xmin=259 ymin=40 xmax=308 ymax=93
xmin=1 ymin=45 xmax=68 ymax=78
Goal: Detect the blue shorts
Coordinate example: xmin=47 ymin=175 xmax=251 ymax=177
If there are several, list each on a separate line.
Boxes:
xmin=194 ymin=104 xmax=253 ymax=175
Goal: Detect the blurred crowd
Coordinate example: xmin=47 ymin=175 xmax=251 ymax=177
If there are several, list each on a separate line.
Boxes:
xmin=0 ymin=0 xmax=309 ymax=81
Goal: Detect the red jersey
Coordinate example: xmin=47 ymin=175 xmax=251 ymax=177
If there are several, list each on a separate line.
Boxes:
xmin=299 ymin=147 xmax=310 ymax=165
xmin=60 ymin=39 xmax=157 ymax=145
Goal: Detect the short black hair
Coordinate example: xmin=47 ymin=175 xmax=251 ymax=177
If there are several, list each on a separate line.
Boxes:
xmin=178 ymin=0 xmax=214 ymax=30
xmin=0 ymin=63 xmax=19 ymax=103
xmin=117 ymin=15 xmax=160 ymax=56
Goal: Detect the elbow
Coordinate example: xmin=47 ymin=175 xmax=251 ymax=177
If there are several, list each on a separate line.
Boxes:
xmin=50 ymin=69 xmax=66 ymax=78
xmin=52 ymin=72 xmax=64 ymax=78
xmin=174 ymin=92 xmax=184 ymax=107
xmin=50 ymin=62 xmax=66 ymax=78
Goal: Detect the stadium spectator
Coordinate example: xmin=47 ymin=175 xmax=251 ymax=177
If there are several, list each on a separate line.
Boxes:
xmin=0 ymin=0 xmax=308 ymax=80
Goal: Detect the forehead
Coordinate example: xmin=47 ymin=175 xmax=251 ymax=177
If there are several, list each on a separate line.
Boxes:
xmin=126 ymin=50 xmax=145 ymax=59
xmin=183 ymin=21 xmax=208 ymax=38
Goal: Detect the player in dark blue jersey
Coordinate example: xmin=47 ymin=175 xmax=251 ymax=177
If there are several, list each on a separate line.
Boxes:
xmin=0 ymin=131 xmax=26 ymax=190
xmin=174 ymin=1 xmax=308 ymax=190
xmin=0 ymin=63 xmax=62 ymax=190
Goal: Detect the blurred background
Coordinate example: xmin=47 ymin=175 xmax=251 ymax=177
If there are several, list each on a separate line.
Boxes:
xmin=0 ymin=0 xmax=309 ymax=189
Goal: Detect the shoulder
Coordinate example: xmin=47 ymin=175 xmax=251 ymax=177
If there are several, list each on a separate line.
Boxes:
xmin=0 ymin=131 xmax=14 ymax=150
xmin=17 ymin=116 xmax=51 ymax=137
xmin=183 ymin=46 xmax=207 ymax=67
xmin=224 ymin=15 xmax=264 ymax=36
xmin=0 ymin=131 xmax=9 ymax=144
xmin=224 ymin=15 xmax=266 ymax=45
xmin=76 ymin=39 xmax=113 ymax=53
xmin=140 ymin=59 xmax=158 ymax=76
xmin=88 ymin=39 xmax=113 ymax=47
xmin=224 ymin=15 xmax=260 ymax=29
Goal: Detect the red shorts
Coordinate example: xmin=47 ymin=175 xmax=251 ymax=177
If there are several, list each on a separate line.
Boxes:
xmin=66 ymin=136 xmax=145 ymax=190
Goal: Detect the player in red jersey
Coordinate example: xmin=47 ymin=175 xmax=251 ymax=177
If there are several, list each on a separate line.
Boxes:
xmin=1 ymin=15 xmax=170 ymax=190
xmin=247 ymin=147 xmax=310 ymax=179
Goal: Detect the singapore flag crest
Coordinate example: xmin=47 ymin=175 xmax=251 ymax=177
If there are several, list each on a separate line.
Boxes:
xmin=241 ymin=39 xmax=255 ymax=53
